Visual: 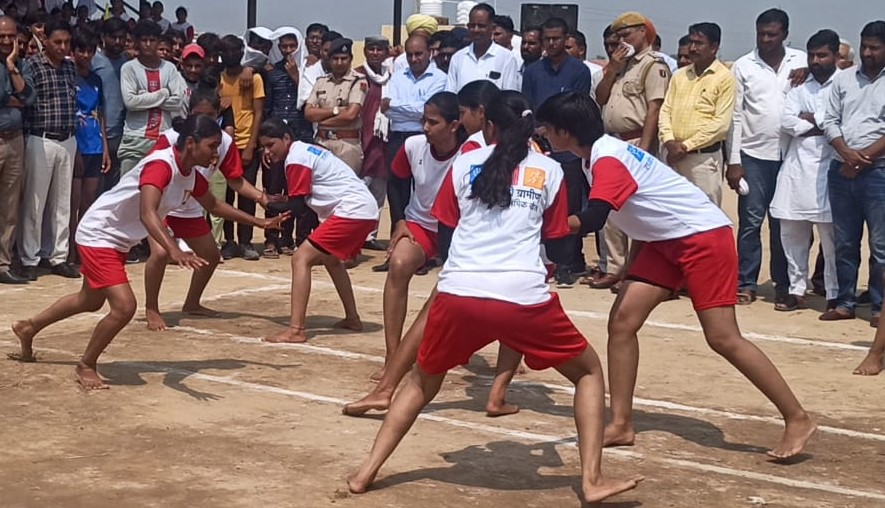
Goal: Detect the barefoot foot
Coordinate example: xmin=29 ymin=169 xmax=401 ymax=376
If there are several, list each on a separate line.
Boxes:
xmin=853 ymin=352 xmax=884 ymax=376
xmin=9 ymin=320 xmax=36 ymax=362
xmin=182 ymin=304 xmax=222 ymax=318
xmin=347 ymin=468 xmax=377 ymax=494
xmin=335 ymin=317 xmax=363 ymax=332
xmin=342 ymin=390 xmax=393 ymax=417
xmin=75 ymin=363 xmax=109 ymax=391
xmin=264 ymin=327 xmax=308 ymax=343
xmin=603 ymin=423 xmax=636 ymax=448
xmin=583 ymin=475 xmax=644 ymax=503
xmin=767 ymin=413 xmax=817 ymax=460
xmin=486 ymin=401 xmax=520 ymax=417
xmin=145 ymin=309 xmax=168 ymax=332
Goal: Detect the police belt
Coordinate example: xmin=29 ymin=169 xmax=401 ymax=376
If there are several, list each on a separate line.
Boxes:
xmin=316 ymin=129 xmax=360 ymax=141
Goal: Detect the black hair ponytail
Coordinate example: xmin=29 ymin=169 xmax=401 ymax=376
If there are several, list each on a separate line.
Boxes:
xmin=172 ymin=114 xmax=222 ymax=151
xmin=456 ymin=79 xmax=500 ymax=111
xmin=425 ymin=91 xmax=468 ymax=146
xmin=469 ymin=91 xmax=534 ymax=209
xmin=535 ymin=91 xmax=605 ymax=149
xmin=258 ymin=117 xmax=294 ymax=140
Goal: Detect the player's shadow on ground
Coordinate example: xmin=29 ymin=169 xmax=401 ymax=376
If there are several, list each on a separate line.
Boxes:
xmin=155 ymin=312 xmax=382 ymax=339
xmin=430 ymin=355 xmax=770 ymax=456
xmin=371 ymin=439 xmax=642 ymax=507
xmin=41 ymin=358 xmax=298 ymax=401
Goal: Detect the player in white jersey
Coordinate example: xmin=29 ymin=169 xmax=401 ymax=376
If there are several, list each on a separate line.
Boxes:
xmin=537 ymin=91 xmax=816 ymax=460
xmin=10 ymin=116 xmax=288 ymax=390
xmin=379 ymin=92 xmax=466 ymax=379
xmin=259 ymin=118 xmax=379 ymax=344
xmin=143 ymin=90 xmax=277 ymax=332
xmin=349 ymin=91 xmax=643 ymax=503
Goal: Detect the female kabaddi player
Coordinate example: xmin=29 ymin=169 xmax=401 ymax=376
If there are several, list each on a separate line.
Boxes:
xmin=348 ymin=91 xmax=643 ymax=502
xmin=259 ymin=118 xmax=379 ymax=344
xmin=536 ymin=91 xmax=816 ymax=459
xmin=10 ymin=115 xmax=288 ymax=390
xmin=143 ymin=89 xmax=275 ymax=331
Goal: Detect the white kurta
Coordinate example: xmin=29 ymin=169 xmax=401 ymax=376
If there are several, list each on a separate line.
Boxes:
xmin=770 ymin=72 xmax=840 ymax=223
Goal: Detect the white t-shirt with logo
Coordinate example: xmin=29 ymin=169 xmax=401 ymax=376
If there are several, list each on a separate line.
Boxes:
xmin=391 ymin=134 xmax=460 ymax=232
xmin=284 ymin=141 xmax=379 ymax=220
xmin=153 ymin=129 xmax=241 ymax=219
xmin=585 ymin=135 xmax=731 ymax=242
xmin=432 ymin=146 xmax=570 ymax=305
xmin=76 ymin=147 xmax=209 ymax=251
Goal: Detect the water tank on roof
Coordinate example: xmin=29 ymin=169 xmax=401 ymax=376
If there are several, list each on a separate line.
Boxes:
xmin=418 ymin=0 xmax=444 ymax=17
xmin=456 ymin=1 xmax=477 ymax=25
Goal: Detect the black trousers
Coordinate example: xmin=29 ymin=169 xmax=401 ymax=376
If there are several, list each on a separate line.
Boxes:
xmin=562 ymin=158 xmax=588 ymax=272
xmin=262 ymin=160 xmax=295 ymax=248
xmin=224 ymin=149 xmax=260 ymax=245
xmin=385 ymin=130 xmax=423 ymax=232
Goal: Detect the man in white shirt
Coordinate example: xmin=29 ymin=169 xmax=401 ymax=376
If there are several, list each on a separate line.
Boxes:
xmin=725 ymin=8 xmax=806 ymax=306
xmin=492 ymin=14 xmax=523 ymax=70
xmin=566 ymin=30 xmax=603 ymax=75
xmin=445 ymin=3 xmax=518 ymax=92
xmin=769 ymin=30 xmax=841 ymax=313
xmin=652 ymin=35 xmax=678 ymax=74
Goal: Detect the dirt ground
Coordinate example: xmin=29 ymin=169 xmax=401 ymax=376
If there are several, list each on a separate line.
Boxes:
xmin=2 ymin=191 xmax=884 ymax=508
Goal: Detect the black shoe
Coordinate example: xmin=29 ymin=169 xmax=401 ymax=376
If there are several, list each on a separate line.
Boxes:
xmin=221 ymin=241 xmax=238 ymax=260
xmin=51 ymin=262 xmax=81 ymax=279
xmin=0 ymin=270 xmax=29 ymax=284
xmin=18 ymin=266 xmax=37 ymax=281
xmin=372 ymin=260 xmax=390 ymax=272
xmin=240 ymin=243 xmax=260 ymax=261
xmin=363 ymin=239 xmax=387 ymax=251
xmin=858 ymin=290 xmax=872 ymax=306
xmin=555 ymin=266 xmax=575 ymax=288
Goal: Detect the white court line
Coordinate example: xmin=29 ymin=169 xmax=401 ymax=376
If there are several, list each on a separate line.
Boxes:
xmin=3 ymin=338 xmax=883 ymax=502
xmin=172 ymin=325 xmax=885 ymax=444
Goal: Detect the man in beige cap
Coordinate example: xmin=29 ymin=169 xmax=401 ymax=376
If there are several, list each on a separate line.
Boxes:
xmin=588 ymin=11 xmax=671 ymax=291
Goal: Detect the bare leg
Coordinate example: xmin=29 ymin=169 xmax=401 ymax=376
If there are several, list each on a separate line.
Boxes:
xmin=324 ymin=256 xmax=363 ymax=331
xmin=697 ymin=307 xmax=817 ymax=459
xmin=264 ymin=242 xmax=325 ymax=343
xmin=348 ymin=365 xmax=447 ymax=493
xmin=10 ymin=280 xmax=107 ymax=362
xmin=855 ymin=273 xmax=885 ymax=375
xmin=604 ymin=280 xmax=671 ymax=447
xmin=75 ymin=283 xmax=138 ymax=390
xmin=555 ymin=349 xmax=644 ymax=502
xmin=144 ymin=235 xmax=171 ymax=331
xmin=485 ymin=344 xmax=521 ymax=417
xmin=343 ymin=287 xmax=437 ymax=416
xmin=181 ymin=233 xmax=222 ymax=316
xmin=378 ymin=241 xmax=425 ymax=380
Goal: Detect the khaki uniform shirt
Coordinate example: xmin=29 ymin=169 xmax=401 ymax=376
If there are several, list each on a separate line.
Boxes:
xmin=602 ymin=47 xmax=671 ymax=136
xmin=307 ymin=69 xmax=368 ymax=132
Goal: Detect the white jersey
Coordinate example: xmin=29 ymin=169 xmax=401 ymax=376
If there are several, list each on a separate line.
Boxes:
xmin=391 ymin=135 xmax=459 ymax=232
xmin=460 ymin=130 xmax=487 ymax=154
xmin=433 ymin=146 xmax=570 ymax=305
xmin=586 ymin=135 xmax=731 ymax=242
xmin=76 ymin=147 xmax=208 ymax=251
xmin=154 ymin=129 xmax=241 ymax=219
xmin=284 ymin=141 xmax=379 ymax=220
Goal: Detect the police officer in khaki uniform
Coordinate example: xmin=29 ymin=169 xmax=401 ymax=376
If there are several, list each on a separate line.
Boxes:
xmin=588 ymin=12 xmax=671 ymax=291
xmin=304 ymin=38 xmax=368 ymax=172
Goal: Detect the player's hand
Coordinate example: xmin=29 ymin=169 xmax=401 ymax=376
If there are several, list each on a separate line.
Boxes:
xmin=170 ymin=250 xmax=209 ymax=270
xmin=387 ymin=220 xmax=415 ymax=253
xmin=263 ymin=211 xmax=292 ymax=230
xmin=725 ymin=164 xmax=745 ymax=191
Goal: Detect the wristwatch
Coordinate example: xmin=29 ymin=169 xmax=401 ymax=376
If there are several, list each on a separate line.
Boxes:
xmin=332 ymin=106 xmax=340 ymax=116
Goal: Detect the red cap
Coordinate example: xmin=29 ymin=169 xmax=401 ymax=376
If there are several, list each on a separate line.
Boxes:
xmin=182 ymin=43 xmax=205 ymax=60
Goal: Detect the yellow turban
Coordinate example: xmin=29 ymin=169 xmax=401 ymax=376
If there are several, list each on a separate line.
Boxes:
xmin=406 ymin=14 xmax=438 ymax=36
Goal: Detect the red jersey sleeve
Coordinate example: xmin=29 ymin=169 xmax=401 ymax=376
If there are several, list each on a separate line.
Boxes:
xmin=430 ymin=169 xmax=460 ymax=228
xmin=218 ymin=145 xmax=244 ymax=179
xmin=587 ymin=156 xmax=638 ymax=211
xmin=390 ymin=146 xmax=412 ymax=179
xmin=285 ymin=163 xmax=312 ymax=197
xmin=192 ymin=172 xmax=209 ymax=198
xmin=138 ymin=160 xmax=173 ymax=191
xmin=460 ymin=140 xmax=481 ymax=154
xmin=542 ymin=179 xmax=570 ymax=240
xmin=152 ymin=135 xmax=172 ymax=152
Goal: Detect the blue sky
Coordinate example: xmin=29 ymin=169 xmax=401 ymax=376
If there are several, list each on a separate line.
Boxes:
xmin=185 ymin=0 xmax=877 ymax=59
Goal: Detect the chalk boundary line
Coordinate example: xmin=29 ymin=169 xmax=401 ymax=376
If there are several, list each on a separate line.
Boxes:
xmin=2 ymin=338 xmax=884 ymax=502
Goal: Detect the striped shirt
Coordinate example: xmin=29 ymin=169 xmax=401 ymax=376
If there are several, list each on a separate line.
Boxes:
xmin=659 ymin=59 xmax=735 ymax=152
xmin=22 ymin=52 xmax=77 ymax=135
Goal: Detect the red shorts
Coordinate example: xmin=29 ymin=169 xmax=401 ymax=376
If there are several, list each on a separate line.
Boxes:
xmin=164 ymin=216 xmax=211 ymax=239
xmin=308 ymin=216 xmax=378 ymax=260
xmin=77 ymin=244 xmax=129 ymax=290
xmin=417 ymin=292 xmax=588 ymax=375
xmin=627 ymin=226 xmax=738 ymax=311
xmin=407 ymin=221 xmax=439 ymax=259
